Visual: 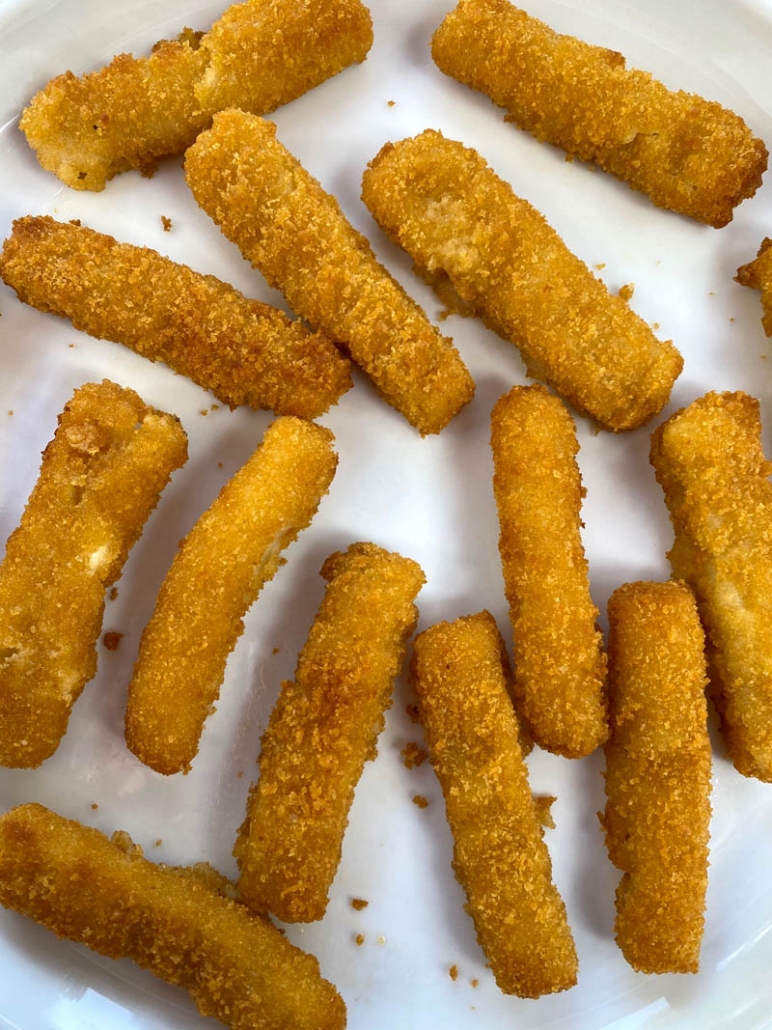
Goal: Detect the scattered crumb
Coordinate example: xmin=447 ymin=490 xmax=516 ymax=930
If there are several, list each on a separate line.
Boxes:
xmin=111 ymin=829 xmax=142 ymax=857
xmin=401 ymin=741 xmax=428 ymax=769
xmin=595 ymin=263 xmax=605 ymax=271
xmin=210 ymin=403 xmax=219 ymax=411
xmin=351 ymin=898 xmax=369 ymax=911
xmin=68 ymin=343 xmax=75 ymax=349
xmin=69 ymin=218 xmax=81 ymax=226
xmin=91 ymin=803 xmax=98 ymax=810
xmin=618 ymin=283 xmax=634 ymax=302
xmin=412 ymin=794 xmax=429 ymax=809
xmin=199 ymin=409 xmax=209 ymax=416
xmin=387 ymin=100 xmax=395 ymax=107
xmin=355 ymin=934 xmax=365 ymax=946
xmin=709 ymin=291 xmax=715 ymax=296
xmin=533 ymin=794 xmax=557 ymax=829
xmin=161 ymin=215 xmax=173 ymax=232
xmin=449 ymin=965 xmax=459 ymax=982
xmin=154 ymin=839 xmax=162 ymax=847
xmin=729 ymin=317 xmax=735 ymax=323
xmin=109 ymin=587 xmax=119 ymax=601
xmin=217 ymin=461 xmax=224 ymax=469
xmin=103 ymin=631 xmax=124 ymax=651
xmin=7 ymin=411 xmax=13 ymax=416
xmin=376 ymin=936 xmax=386 ymax=946
xmin=405 ymin=702 xmax=420 ymax=723
xmin=237 ymin=770 xmax=243 ymax=778
xmin=471 ymin=979 xmax=479 ymax=988
xmin=272 ymin=647 xmax=280 ymax=655
xmin=652 ymin=322 xmax=660 ymax=330
xmin=762 ymin=355 xmax=768 ymax=360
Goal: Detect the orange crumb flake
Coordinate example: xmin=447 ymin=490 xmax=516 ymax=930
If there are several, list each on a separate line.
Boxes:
xmin=449 ymin=965 xmax=459 ymax=981
xmin=272 ymin=647 xmax=280 ymax=655
xmin=412 ymin=794 xmax=429 ymax=809
xmin=618 ymin=283 xmax=634 ymax=301
xmin=355 ymin=933 xmax=365 ymax=946
xmin=387 ymin=100 xmax=395 ymax=107
xmin=154 ymin=839 xmax=162 ymax=847
xmin=236 ymin=770 xmax=243 ymax=779
xmin=161 ymin=215 xmax=173 ymax=232
xmin=595 ymin=263 xmax=606 ymax=270
xmin=7 ymin=411 xmax=13 ymax=416
xmin=108 ymin=587 xmax=119 ymax=601
xmin=401 ymin=741 xmax=428 ymax=769
xmin=199 ymin=409 xmax=209 ymax=416
xmin=471 ymin=978 xmax=479 ymax=987
xmin=103 ymin=631 xmax=124 ymax=651
xmin=405 ymin=702 xmax=420 ymax=723
xmin=351 ymin=898 xmax=369 ymax=911
xmin=90 ymin=803 xmax=98 ymax=810
xmin=533 ymin=794 xmax=557 ymax=829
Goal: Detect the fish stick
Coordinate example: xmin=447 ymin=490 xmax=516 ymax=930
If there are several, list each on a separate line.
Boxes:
xmin=0 ymin=381 xmax=187 ymax=769
xmin=0 ymin=216 xmax=352 ymax=419
xmin=361 ymin=130 xmax=682 ymax=432
xmin=125 ymin=416 xmax=337 ymax=775
xmin=20 ymin=0 xmax=373 ymax=192
xmin=650 ymin=391 xmax=772 ymax=781
xmin=0 ymin=804 xmax=346 ymax=1030
xmin=490 ymin=384 xmax=607 ymax=757
xmin=736 ymin=238 xmax=772 ymax=337
xmin=431 ymin=0 xmax=767 ymax=227
xmin=185 ymin=111 xmax=475 ymax=435
xmin=410 ymin=611 xmax=578 ymax=998
xmin=236 ymin=542 xmax=425 ymax=922
xmin=604 ymin=581 xmax=711 ymax=974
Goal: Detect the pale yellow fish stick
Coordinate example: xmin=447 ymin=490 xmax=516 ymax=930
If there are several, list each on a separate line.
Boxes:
xmin=736 ymin=238 xmax=772 ymax=337
xmin=0 ymin=804 xmax=346 ymax=1030
xmin=21 ymin=0 xmax=373 ymax=191
xmin=431 ymin=0 xmax=767 ymax=227
xmin=185 ymin=111 xmax=475 ymax=435
xmin=651 ymin=391 xmax=772 ymax=781
xmin=0 ymin=216 xmax=352 ymax=419
xmin=236 ymin=542 xmax=425 ymax=922
xmin=125 ymin=416 xmax=337 ymax=775
xmin=410 ymin=611 xmax=578 ymax=999
xmin=491 ymin=384 xmax=607 ymax=757
xmin=362 ymin=130 xmax=682 ymax=432
xmin=0 ymin=381 xmax=187 ymax=769
xmin=604 ymin=581 xmax=711 ymax=974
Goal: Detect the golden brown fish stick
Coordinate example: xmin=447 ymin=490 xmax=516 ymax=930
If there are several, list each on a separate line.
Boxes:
xmin=431 ymin=0 xmax=767 ymax=227
xmin=0 ymin=381 xmax=187 ymax=769
xmin=0 ymin=216 xmax=352 ymax=419
xmin=185 ymin=111 xmax=475 ymax=435
xmin=604 ymin=581 xmax=711 ymax=974
xmin=410 ymin=611 xmax=578 ymax=998
xmin=21 ymin=0 xmax=373 ymax=191
xmin=0 ymin=804 xmax=346 ymax=1030
xmin=736 ymin=238 xmax=772 ymax=337
xmin=491 ymin=384 xmax=607 ymax=757
xmin=236 ymin=542 xmax=425 ymax=922
xmin=651 ymin=391 xmax=772 ymax=781
xmin=362 ymin=130 xmax=682 ymax=432
xmin=125 ymin=416 xmax=337 ymax=775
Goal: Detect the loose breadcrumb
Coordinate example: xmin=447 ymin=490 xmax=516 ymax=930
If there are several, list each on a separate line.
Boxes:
xmin=405 ymin=702 xmax=420 ymax=723
xmin=351 ymin=898 xmax=369 ymax=911
xmin=355 ymin=934 xmax=365 ymax=946
xmin=412 ymin=795 xmax=429 ymax=809
xmin=108 ymin=587 xmax=119 ymax=601
xmin=102 ymin=631 xmax=123 ymax=651
xmin=401 ymin=742 xmax=428 ymax=769
xmin=618 ymin=283 xmax=635 ymax=301
xmin=449 ymin=965 xmax=459 ymax=981
xmin=161 ymin=215 xmax=172 ymax=232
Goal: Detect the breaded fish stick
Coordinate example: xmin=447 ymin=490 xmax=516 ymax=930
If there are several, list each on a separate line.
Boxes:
xmin=491 ymin=385 xmax=607 ymax=757
xmin=736 ymin=238 xmax=772 ymax=337
xmin=0 ymin=381 xmax=187 ymax=769
xmin=0 ymin=216 xmax=352 ymax=419
xmin=651 ymin=391 xmax=772 ymax=781
xmin=431 ymin=0 xmax=767 ymax=227
xmin=236 ymin=542 xmax=425 ymax=922
xmin=362 ymin=130 xmax=682 ymax=431
xmin=0 ymin=804 xmax=346 ymax=1030
xmin=604 ymin=581 xmax=711 ymax=974
xmin=185 ymin=111 xmax=475 ymax=435
xmin=410 ymin=611 xmax=578 ymax=998
xmin=125 ymin=416 xmax=337 ymax=775
xmin=21 ymin=0 xmax=373 ymax=191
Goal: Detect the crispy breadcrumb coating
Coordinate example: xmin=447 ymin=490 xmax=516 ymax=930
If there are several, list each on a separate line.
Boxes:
xmin=362 ymin=130 xmax=681 ymax=431
xmin=410 ymin=611 xmax=578 ymax=999
xmin=125 ymin=417 xmax=337 ymax=775
xmin=0 ymin=804 xmax=346 ymax=1030
xmin=0 ymin=381 xmax=187 ymax=769
xmin=185 ymin=111 xmax=474 ymax=435
xmin=431 ymin=0 xmax=767 ymax=227
xmin=491 ymin=385 xmax=608 ymax=757
xmin=20 ymin=0 xmax=373 ymax=191
xmin=0 ymin=216 xmax=352 ymax=419
xmin=651 ymin=391 xmax=772 ymax=781
xmin=604 ymin=581 xmax=711 ymax=974
xmin=736 ymin=238 xmax=772 ymax=337
xmin=236 ymin=542 xmax=425 ymax=922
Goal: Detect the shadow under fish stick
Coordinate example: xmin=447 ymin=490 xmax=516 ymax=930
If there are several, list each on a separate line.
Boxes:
xmin=431 ymin=0 xmax=767 ymax=227
xmin=0 ymin=380 xmax=187 ymax=769
xmin=362 ymin=130 xmax=682 ymax=432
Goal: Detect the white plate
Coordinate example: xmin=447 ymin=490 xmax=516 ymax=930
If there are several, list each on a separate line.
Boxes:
xmin=2 ymin=0 xmax=772 ymax=1027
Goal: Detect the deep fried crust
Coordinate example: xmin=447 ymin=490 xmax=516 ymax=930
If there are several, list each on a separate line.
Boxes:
xmin=0 ymin=381 xmax=187 ymax=769
xmin=0 ymin=804 xmax=346 ymax=1030
xmin=20 ymin=0 xmax=373 ymax=191
xmin=125 ymin=416 xmax=337 ymax=775
xmin=431 ymin=0 xmax=767 ymax=227
xmin=0 ymin=216 xmax=352 ymax=419
xmin=362 ymin=130 xmax=682 ymax=431
xmin=185 ymin=111 xmax=475 ymax=435
xmin=491 ymin=385 xmax=608 ymax=757
xmin=650 ymin=391 xmax=772 ymax=781
xmin=236 ymin=542 xmax=425 ymax=922
xmin=410 ymin=611 xmax=578 ymax=998
xmin=604 ymin=581 xmax=711 ymax=974
xmin=736 ymin=237 xmax=772 ymax=337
